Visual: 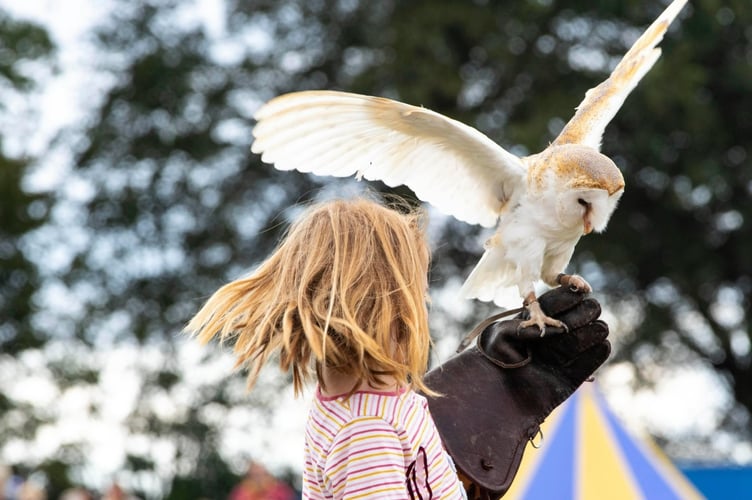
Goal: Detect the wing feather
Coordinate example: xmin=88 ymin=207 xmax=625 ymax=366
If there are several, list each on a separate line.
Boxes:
xmin=553 ymin=0 xmax=688 ymax=149
xmin=252 ymin=90 xmax=526 ymax=227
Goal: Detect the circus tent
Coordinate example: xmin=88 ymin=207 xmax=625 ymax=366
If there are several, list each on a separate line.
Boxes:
xmin=503 ymin=383 xmax=705 ymax=499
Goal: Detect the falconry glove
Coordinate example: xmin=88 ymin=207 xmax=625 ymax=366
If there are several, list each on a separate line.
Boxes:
xmin=423 ymin=287 xmax=611 ymax=499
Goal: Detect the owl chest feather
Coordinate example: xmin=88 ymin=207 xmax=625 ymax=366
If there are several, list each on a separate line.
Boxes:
xmin=491 ymin=194 xmax=582 ymax=278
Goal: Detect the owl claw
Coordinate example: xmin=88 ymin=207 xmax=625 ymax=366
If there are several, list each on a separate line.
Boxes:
xmin=519 ymin=299 xmax=567 ymax=337
xmin=557 ymin=273 xmax=592 ymax=293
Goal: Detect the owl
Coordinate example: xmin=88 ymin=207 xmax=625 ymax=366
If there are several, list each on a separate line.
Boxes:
xmin=250 ymin=0 xmax=687 ymax=334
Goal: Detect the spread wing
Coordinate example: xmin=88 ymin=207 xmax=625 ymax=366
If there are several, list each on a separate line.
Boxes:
xmin=553 ymin=0 xmax=688 ymax=149
xmin=251 ymin=90 xmax=526 ymax=228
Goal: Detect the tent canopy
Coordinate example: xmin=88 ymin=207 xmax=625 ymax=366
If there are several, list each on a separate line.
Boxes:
xmin=503 ymin=383 xmax=704 ymax=500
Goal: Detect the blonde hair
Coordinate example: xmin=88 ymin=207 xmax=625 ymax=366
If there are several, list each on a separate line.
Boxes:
xmin=186 ymin=197 xmax=434 ymax=395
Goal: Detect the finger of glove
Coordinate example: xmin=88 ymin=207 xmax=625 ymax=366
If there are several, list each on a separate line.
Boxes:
xmin=537 ymin=287 xmax=589 ymax=316
xmin=557 ymin=297 xmax=602 ymax=329
xmin=533 ymin=320 xmax=609 ymax=367
xmin=514 ymin=298 xmax=601 ymax=341
xmin=557 ymin=340 xmax=611 ymax=387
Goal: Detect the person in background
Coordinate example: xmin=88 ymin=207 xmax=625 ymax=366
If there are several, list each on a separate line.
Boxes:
xmin=228 ymin=461 xmax=295 ymax=500
xmin=1 ymin=465 xmax=22 ymax=499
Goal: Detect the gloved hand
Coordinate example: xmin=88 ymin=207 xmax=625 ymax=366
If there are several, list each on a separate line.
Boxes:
xmin=423 ymin=287 xmax=610 ymax=499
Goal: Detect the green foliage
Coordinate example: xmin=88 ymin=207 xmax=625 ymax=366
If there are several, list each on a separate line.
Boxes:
xmin=36 ymin=457 xmax=78 ymax=500
xmin=0 ymin=11 xmax=53 ymax=90
xmin=0 ymin=156 xmax=48 ymax=353
xmin=0 ymin=12 xmax=53 ymax=352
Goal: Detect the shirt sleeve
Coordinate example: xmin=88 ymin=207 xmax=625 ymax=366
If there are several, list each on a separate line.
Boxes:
xmin=324 ymin=415 xmax=410 ymax=500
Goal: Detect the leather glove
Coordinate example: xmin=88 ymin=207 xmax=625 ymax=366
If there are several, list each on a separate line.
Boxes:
xmin=423 ymin=287 xmax=610 ymax=499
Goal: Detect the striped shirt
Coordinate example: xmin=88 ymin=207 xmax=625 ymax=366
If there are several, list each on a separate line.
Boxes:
xmin=303 ymin=386 xmax=467 ymax=499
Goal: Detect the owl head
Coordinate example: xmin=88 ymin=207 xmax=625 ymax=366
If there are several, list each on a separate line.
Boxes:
xmin=549 ymin=144 xmax=625 ymax=235
xmin=558 ymin=186 xmax=624 ymax=235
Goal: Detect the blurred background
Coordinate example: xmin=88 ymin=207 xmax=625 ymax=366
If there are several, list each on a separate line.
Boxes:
xmin=0 ymin=0 xmax=750 ymax=498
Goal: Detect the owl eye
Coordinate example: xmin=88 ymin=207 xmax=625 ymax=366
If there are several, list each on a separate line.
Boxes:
xmin=577 ymin=198 xmax=588 ymax=207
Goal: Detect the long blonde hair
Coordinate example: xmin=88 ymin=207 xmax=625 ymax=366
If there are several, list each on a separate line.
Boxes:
xmin=185 ymin=197 xmax=433 ymax=395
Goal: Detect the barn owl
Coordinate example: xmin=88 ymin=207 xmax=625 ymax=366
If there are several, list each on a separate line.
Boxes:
xmin=250 ymin=0 xmax=687 ymax=334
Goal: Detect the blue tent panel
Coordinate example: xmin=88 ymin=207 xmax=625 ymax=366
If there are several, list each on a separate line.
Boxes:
xmin=522 ymin=389 xmax=579 ymax=498
xmin=681 ymin=466 xmax=752 ymax=500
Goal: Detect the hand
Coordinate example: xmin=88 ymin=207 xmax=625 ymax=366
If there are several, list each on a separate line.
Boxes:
xmin=423 ymin=287 xmax=610 ymax=499
xmin=481 ymin=286 xmax=610 ymax=392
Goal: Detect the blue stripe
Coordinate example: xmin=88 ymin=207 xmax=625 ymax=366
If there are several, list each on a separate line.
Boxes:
xmin=594 ymin=390 xmax=683 ymax=499
xmin=521 ymin=390 xmax=579 ymax=499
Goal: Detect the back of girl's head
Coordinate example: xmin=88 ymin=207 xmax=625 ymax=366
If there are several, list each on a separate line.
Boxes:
xmin=186 ymin=197 xmax=433 ymax=395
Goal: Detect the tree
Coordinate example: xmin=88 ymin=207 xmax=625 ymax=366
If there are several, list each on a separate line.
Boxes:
xmin=3 ymin=0 xmax=751 ymax=495
xmin=0 ymin=6 xmax=68 ymax=497
xmin=0 ymin=11 xmax=54 ymax=353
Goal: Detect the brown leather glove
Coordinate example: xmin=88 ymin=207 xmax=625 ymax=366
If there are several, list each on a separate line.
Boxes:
xmin=423 ymin=287 xmax=610 ymax=499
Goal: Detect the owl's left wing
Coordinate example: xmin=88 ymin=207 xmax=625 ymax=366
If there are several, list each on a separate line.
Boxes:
xmin=553 ymin=0 xmax=688 ymax=150
xmin=251 ymin=91 xmax=526 ymax=228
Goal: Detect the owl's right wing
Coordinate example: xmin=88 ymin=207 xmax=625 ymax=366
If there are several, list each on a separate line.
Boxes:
xmin=553 ymin=0 xmax=687 ymax=150
xmin=251 ymin=90 xmax=527 ymax=228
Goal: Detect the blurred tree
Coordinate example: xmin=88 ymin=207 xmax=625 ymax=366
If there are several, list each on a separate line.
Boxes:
xmin=3 ymin=0 xmax=752 ymax=495
xmin=0 ymin=4 xmax=59 ymax=489
xmin=0 ymin=11 xmax=53 ymax=352
xmin=0 ymin=155 xmax=47 ymax=353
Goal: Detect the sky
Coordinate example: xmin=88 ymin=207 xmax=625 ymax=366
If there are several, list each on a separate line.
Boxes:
xmin=1 ymin=0 xmax=750 ymax=494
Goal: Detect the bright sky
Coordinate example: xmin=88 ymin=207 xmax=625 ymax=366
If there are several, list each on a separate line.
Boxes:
xmin=1 ymin=0 xmax=750 ymax=495
xmin=0 ymin=0 xmax=107 ymax=155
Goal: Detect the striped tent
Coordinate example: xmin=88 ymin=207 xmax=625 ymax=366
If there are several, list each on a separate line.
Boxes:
xmin=503 ymin=383 xmax=705 ymax=499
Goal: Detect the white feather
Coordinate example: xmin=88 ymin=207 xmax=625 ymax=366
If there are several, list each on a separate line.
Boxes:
xmin=252 ymin=91 xmax=526 ymax=228
xmin=554 ymin=0 xmax=687 ymax=149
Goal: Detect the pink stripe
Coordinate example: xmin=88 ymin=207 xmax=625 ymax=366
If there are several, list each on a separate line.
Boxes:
xmin=345 ymin=478 xmax=406 ymax=495
xmin=327 ymin=442 xmax=403 ymax=471
xmin=306 ymin=433 xmax=328 ymax=454
xmin=336 ymin=463 xmax=401 ymax=477
xmin=308 ymin=415 xmax=338 ymax=440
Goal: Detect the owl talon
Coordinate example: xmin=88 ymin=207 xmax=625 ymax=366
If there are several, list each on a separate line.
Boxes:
xmin=557 ymin=273 xmax=592 ymax=294
xmin=519 ymin=299 xmax=566 ymax=337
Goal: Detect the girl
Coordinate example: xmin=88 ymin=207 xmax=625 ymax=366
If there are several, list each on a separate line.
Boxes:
xmin=186 ymin=197 xmax=467 ymax=499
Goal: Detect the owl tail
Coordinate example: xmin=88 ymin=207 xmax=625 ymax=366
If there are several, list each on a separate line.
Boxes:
xmin=459 ymin=249 xmax=520 ymax=306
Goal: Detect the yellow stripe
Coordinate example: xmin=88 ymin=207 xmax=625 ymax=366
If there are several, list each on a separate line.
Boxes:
xmin=330 ymin=430 xmax=400 ymax=457
xmin=578 ymin=388 xmax=643 ymax=500
xmin=404 ymin=406 xmax=418 ymax=429
xmin=327 ymin=449 xmax=404 ymax=479
xmin=308 ymin=416 xmax=335 ymax=444
xmin=317 ymin=398 xmax=345 ymax=428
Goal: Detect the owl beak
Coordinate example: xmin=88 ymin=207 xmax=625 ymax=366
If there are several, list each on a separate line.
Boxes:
xmin=578 ymin=199 xmax=593 ymax=235
xmin=583 ymin=216 xmax=593 ymax=235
